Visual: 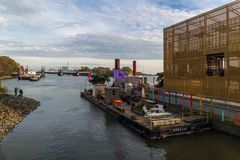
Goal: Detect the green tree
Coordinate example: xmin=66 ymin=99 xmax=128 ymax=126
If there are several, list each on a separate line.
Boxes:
xmin=80 ymin=66 xmax=90 ymax=72
xmin=122 ymin=66 xmax=132 ymax=76
xmin=156 ymin=72 xmax=164 ymax=82
xmin=89 ymin=74 xmax=110 ymax=85
xmin=155 ymin=72 xmax=164 ymax=88
xmin=92 ymin=67 xmax=112 ymax=76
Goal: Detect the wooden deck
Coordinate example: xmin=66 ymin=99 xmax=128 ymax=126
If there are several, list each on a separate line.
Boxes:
xmin=81 ymin=93 xmax=212 ymax=140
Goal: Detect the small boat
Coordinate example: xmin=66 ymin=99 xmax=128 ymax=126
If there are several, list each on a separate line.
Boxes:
xmin=29 ymin=76 xmax=41 ymax=81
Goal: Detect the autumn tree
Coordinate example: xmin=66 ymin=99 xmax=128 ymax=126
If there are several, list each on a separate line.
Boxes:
xmin=0 ymin=56 xmax=19 ymax=77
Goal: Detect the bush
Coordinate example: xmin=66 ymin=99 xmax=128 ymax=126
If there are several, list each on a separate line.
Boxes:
xmin=0 ymin=82 xmax=7 ymax=93
xmin=89 ymin=74 xmax=110 ymax=85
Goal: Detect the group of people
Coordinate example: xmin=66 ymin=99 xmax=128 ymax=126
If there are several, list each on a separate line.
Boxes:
xmin=14 ymin=87 xmax=23 ymax=97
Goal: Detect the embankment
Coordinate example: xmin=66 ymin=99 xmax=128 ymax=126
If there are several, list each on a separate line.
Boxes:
xmin=0 ymin=94 xmax=40 ymax=142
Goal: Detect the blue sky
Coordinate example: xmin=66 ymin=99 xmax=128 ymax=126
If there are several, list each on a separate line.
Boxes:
xmin=0 ymin=0 xmax=232 ymax=73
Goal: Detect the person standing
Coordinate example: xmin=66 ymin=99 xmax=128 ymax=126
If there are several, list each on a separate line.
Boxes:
xmin=14 ymin=87 xmax=18 ymax=96
xmin=18 ymin=89 xmax=23 ymax=97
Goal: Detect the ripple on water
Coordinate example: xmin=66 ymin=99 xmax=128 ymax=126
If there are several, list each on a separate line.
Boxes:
xmin=1 ymin=76 xmax=240 ymax=160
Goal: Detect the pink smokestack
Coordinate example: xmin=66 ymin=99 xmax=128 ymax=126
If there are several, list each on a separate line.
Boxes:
xmin=88 ymin=70 xmax=91 ymax=81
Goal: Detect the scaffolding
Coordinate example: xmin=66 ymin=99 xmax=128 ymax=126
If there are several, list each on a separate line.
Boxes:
xmin=164 ymin=1 xmax=240 ymax=103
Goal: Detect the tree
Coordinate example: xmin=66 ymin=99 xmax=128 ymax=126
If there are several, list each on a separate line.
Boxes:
xmin=156 ymin=72 xmax=164 ymax=88
xmin=156 ymin=72 xmax=164 ymax=82
xmin=89 ymin=74 xmax=110 ymax=85
xmin=80 ymin=66 xmax=90 ymax=72
xmin=91 ymin=67 xmax=112 ymax=76
xmin=0 ymin=56 xmax=19 ymax=77
xmin=122 ymin=66 xmax=132 ymax=76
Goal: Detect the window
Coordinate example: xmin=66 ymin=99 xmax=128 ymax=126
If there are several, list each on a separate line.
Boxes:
xmin=206 ymin=53 xmax=224 ymax=76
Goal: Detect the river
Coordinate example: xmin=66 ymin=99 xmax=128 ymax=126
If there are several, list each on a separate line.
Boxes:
xmin=0 ymin=75 xmax=240 ymax=160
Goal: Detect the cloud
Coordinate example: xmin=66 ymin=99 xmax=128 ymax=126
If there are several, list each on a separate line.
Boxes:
xmin=0 ymin=0 xmax=41 ymax=16
xmin=0 ymin=16 xmax=7 ymax=26
xmin=0 ymin=0 xmax=231 ymax=60
xmin=0 ymin=34 xmax=162 ymax=59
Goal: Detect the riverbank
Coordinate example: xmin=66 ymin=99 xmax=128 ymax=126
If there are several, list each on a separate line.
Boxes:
xmin=0 ymin=75 xmax=14 ymax=80
xmin=0 ymin=94 xmax=40 ymax=142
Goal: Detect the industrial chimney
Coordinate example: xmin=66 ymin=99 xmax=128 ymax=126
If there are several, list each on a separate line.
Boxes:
xmin=115 ymin=59 xmax=120 ymax=70
xmin=133 ymin=60 xmax=136 ymax=76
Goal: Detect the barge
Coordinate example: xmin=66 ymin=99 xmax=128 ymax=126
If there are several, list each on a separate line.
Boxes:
xmin=81 ymin=92 xmax=211 ymax=140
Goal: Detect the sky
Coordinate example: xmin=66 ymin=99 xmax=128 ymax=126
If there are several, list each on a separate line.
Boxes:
xmin=0 ymin=0 xmax=232 ymax=73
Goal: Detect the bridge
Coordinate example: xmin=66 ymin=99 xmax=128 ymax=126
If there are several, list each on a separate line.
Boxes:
xmin=36 ymin=71 xmax=89 ymax=76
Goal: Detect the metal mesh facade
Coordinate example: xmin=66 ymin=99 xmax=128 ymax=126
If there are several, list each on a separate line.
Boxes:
xmin=164 ymin=1 xmax=240 ymax=103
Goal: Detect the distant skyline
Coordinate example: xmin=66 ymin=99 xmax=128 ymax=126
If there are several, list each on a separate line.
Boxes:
xmin=0 ymin=0 xmax=232 ymax=73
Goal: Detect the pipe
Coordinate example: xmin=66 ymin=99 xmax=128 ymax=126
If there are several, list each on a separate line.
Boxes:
xmin=133 ymin=60 xmax=136 ymax=76
xmin=115 ymin=59 xmax=120 ymax=70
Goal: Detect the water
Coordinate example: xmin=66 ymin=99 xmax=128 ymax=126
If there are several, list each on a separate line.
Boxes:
xmin=0 ymin=75 xmax=240 ymax=160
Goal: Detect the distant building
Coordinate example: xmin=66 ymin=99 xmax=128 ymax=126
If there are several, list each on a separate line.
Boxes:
xmin=164 ymin=1 xmax=240 ymax=103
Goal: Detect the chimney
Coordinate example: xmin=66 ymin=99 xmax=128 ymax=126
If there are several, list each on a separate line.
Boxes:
xmin=115 ymin=59 xmax=120 ymax=70
xmin=133 ymin=60 xmax=136 ymax=76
